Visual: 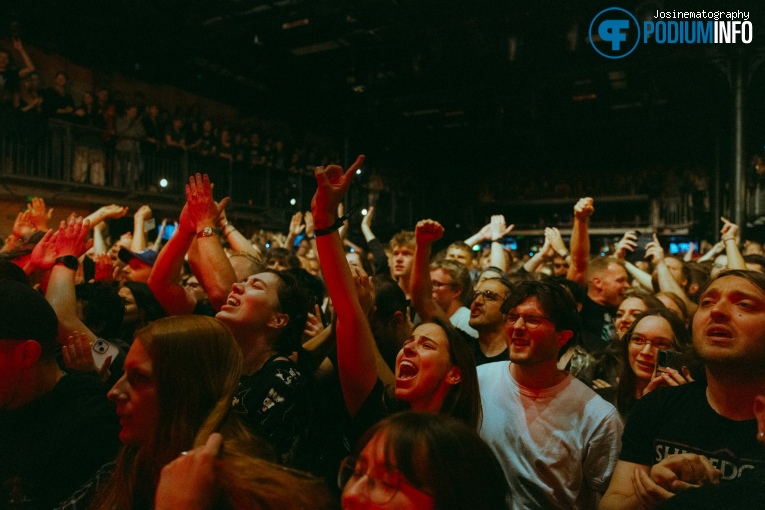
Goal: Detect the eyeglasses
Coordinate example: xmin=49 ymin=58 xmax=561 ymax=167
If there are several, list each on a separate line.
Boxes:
xmin=338 ymin=456 xmax=428 ymax=504
xmin=473 ymin=289 xmax=504 ymax=302
xmin=629 ymin=334 xmax=674 ymax=350
xmin=431 ymin=281 xmax=456 ymax=289
xmin=504 ymin=312 xmax=552 ymax=329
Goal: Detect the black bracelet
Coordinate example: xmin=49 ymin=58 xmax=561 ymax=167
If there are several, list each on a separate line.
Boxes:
xmin=315 ymin=210 xmax=353 ymax=237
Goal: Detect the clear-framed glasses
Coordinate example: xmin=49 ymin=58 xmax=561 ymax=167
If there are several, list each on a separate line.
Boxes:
xmin=628 ymin=334 xmax=674 ymax=350
xmin=337 ymin=456 xmax=403 ymax=504
xmin=431 ymin=281 xmax=456 ymax=290
xmin=504 ymin=312 xmax=552 ymax=329
xmin=473 ymin=289 xmax=503 ymax=302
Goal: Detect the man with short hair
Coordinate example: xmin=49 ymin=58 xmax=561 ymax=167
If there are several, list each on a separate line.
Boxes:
xmin=0 ymin=280 xmax=120 ymax=510
xmin=580 ymin=256 xmax=630 ymax=352
xmin=600 ymin=270 xmax=765 ymax=510
xmin=467 ymin=277 xmax=512 ymax=364
xmin=445 ymin=240 xmax=474 ymax=268
xmin=479 ymin=279 xmax=622 ymax=510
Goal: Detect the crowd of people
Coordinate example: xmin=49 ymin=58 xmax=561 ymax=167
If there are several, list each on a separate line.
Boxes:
xmin=0 ymin=38 xmax=344 ymax=199
xmin=1 ymin=154 xmax=765 ymax=510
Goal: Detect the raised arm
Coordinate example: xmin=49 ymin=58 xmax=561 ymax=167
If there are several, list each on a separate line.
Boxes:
xmin=285 ymin=212 xmax=305 ymax=249
xmin=12 ymin=38 xmax=35 ymax=77
xmin=45 ymin=218 xmax=96 ymax=343
xmin=218 ymin=210 xmax=261 ymax=260
xmin=312 ymin=155 xmax=385 ymax=417
xmin=720 ymin=217 xmax=745 ymax=270
xmin=464 ymin=221 xmax=492 ymax=248
xmin=130 ymin=205 xmax=152 ymax=253
xmin=184 ymin=174 xmax=235 ymax=311
xmin=568 ymin=197 xmax=594 ymax=285
xmin=147 ymin=204 xmax=197 ymax=316
xmin=360 ymin=206 xmax=389 ymax=275
xmin=522 ymin=236 xmax=555 ymax=273
xmin=84 ymin=204 xmax=129 ymax=229
xmin=645 ymin=235 xmax=697 ymax=315
xmin=490 ymin=214 xmax=513 ymax=272
xmin=410 ymin=219 xmax=449 ymax=322
xmin=614 ymin=231 xmax=653 ymax=291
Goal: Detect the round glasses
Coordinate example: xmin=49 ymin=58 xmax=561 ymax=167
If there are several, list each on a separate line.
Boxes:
xmin=473 ymin=289 xmax=504 ymax=302
xmin=628 ymin=334 xmax=674 ymax=350
xmin=504 ymin=312 xmax=552 ymax=329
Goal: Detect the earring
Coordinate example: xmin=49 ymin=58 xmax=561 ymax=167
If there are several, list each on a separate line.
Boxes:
xmin=759 ymin=432 xmax=764 ymax=439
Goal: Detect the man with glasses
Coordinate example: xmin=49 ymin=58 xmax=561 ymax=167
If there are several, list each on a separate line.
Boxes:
xmin=467 ymin=277 xmax=513 ymax=364
xmin=478 ymin=279 xmax=623 ymax=510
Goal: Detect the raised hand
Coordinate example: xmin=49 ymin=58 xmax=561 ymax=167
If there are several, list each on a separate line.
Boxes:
xmin=574 ymin=197 xmax=595 ymax=221
xmin=27 ymin=197 xmax=53 ymax=231
xmin=642 ymin=367 xmax=694 ymax=396
xmin=415 ymin=219 xmax=445 ymax=245
xmin=720 ymin=216 xmax=740 ymax=242
xmin=303 ymin=303 xmax=325 ymax=340
xmin=490 ymin=214 xmax=514 ymax=242
xmin=311 ymin=155 xmax=365 ymax=230
xmin=289 ymin=211 xmax=305 ymax=236
xmin=185 ymin=173 xmax=230 ymax=231
xmin=615 ymin=231 xmax=638 ymax=259
xmin=645 ymin=233 xmax=665 ymax=264
xmin=545 ymin=227 xmax=568 ymax=257
xmin=29 ymin=229 xmax=58 ymax=271
xmin=13 ymin=211 xmax=36 ymax=239
xmin=55 ymin=216 xmax=92 ymax=258
xmin=361 ymin=206 xmax=374 ymax=229
xmin=134 ymin=205 xmax=153 ymax=221
xmin=303 ymin=211 xmax=315 ymax=238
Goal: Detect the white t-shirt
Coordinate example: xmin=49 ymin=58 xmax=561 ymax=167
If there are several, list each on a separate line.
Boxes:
xmin=478 ymin=361 xmax=623 ymax=510
xmin=449 ymin=306 xmax=478 ymax=338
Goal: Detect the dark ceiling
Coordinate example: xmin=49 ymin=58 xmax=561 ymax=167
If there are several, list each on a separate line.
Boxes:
xmin=4 ymin=0 xmax=765 ymax=227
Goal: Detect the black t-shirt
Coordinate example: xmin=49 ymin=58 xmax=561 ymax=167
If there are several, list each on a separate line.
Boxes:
xmin=467 ymin=336 xmax=509 ymax=366
xmin=579 ymin=294 xmax=617 ymax=353
xmin=620 ymin=382 xmax=765 ymax=481
xmin=233 ymin=356 xmax=313 ymax=470
xmin=0 ymin=372 xmax=121 ymax=510
xmin=655 ymin=465 xmax=765 ymax=509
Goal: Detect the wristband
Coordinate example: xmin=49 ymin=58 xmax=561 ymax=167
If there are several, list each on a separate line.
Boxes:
xmin=219 ymin=220 xmax=230 ymax=229
xmin=491 ymin=238 xmax=502 ymax=243
xmin=55 ymin=255 xmax=79 ymax=270
xmin=315 ymin=209 xmax=354 ymax=237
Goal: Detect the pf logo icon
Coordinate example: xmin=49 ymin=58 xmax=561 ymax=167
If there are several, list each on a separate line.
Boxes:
xmin=589 ymin=7 xmax=640 ymax=58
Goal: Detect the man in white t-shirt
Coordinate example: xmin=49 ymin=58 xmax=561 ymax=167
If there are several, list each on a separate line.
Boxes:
xmin=478 ymin=279 xmax=623 ymax=510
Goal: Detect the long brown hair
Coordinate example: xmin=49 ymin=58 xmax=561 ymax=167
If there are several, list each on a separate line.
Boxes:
xmin=92 ymin=315 xmax=243 ymax=509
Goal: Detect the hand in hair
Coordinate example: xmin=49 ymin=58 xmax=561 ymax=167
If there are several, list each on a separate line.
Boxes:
xmin=155 ymin=433 xmax=223 ymax=510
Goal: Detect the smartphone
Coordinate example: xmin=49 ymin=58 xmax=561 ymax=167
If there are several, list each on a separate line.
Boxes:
xmin=625 ymin=231 xmax=653 ymax=263
xmin=161 ymin=224 xmax=176 ymax=241
xmin=656 ymin=349 xmax=691 ymax=375
xmin=92 ymin=338 xmax=120 ymax=371
xmin=143 ymin=218 xmax=156 ymax=233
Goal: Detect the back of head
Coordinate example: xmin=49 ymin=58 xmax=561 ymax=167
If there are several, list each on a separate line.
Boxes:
xmin=286 ymin=267 xmax=326 ymax=309
xmin=356 ymin=411 xmax=508 ymax=510
xmin=0 ymin=280 xmax=58 ymax=360
xmin=501 ymin=279 xmax=581 ymax=336
xmin=744 ymin=254 xmax=765 ymax=273
xmin=265 ymin=247 xmax=300 ymax=271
